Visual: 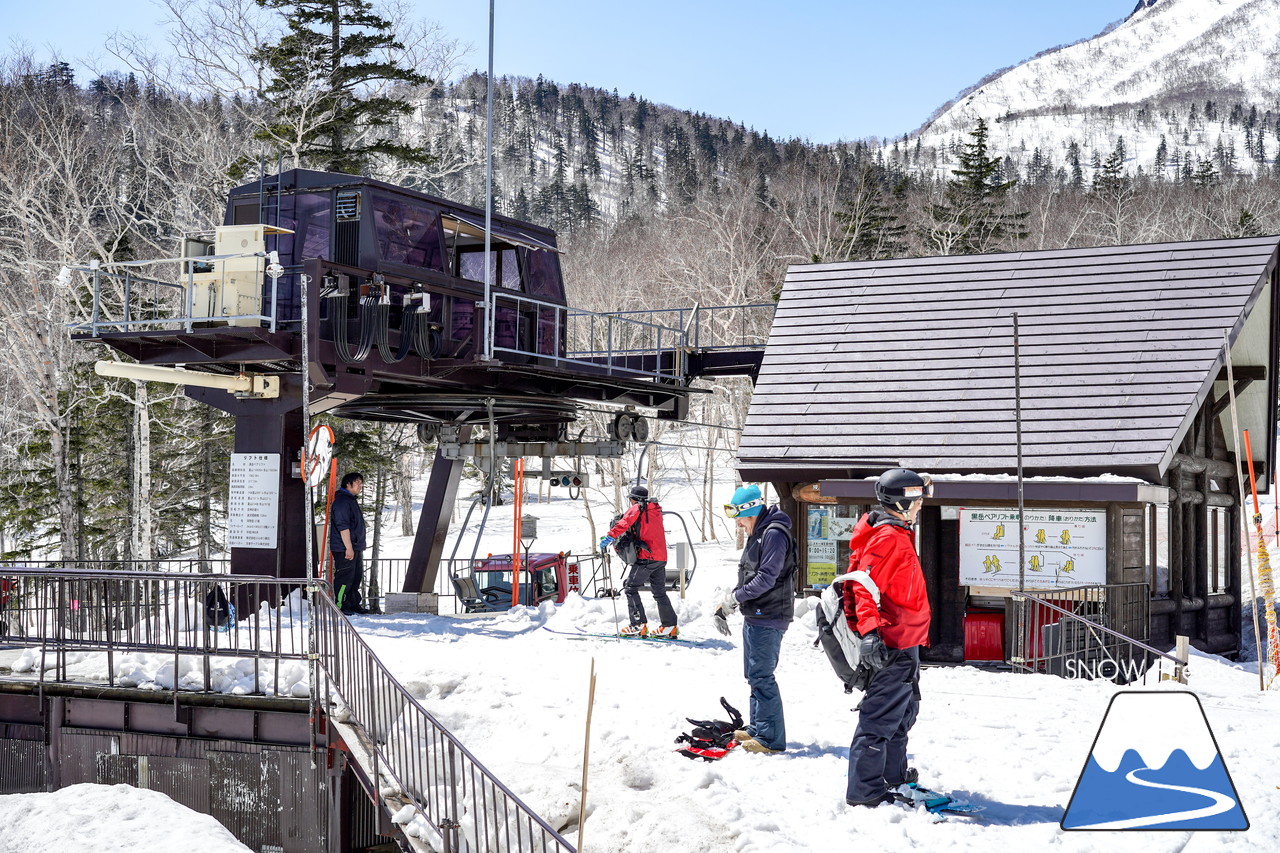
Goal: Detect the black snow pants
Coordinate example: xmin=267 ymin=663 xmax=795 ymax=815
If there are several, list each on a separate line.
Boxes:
xmin=846 ymin=645 xmax=921 ymax=804
xmin=624 ymin=558 xmax=677 ymax=628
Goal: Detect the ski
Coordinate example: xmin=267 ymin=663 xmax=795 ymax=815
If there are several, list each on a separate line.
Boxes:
xmin=540 ymin=626 xmax=701 ymax=645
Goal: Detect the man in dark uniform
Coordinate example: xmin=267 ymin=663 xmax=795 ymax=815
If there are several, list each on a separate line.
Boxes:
xmin=330 ymin=472 xmax=369 ymax=615
xmin=843 ymin=468 xmax=934 ymax=807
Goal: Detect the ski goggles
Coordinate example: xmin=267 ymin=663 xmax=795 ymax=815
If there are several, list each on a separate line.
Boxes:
xmin=723 ymin=498 xmax=765 ymax=518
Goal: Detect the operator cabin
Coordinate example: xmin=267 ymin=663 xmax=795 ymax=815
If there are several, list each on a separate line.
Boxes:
xmin=738 ymin=235 xmax=1280 ymax=663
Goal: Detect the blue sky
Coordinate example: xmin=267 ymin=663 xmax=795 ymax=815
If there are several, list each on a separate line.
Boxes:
xmin=9 ymin=0 xmax=1133 ymax=142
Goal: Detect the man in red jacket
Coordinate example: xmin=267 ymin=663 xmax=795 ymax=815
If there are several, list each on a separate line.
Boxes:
xmin=603 ymin=485 xmax=676 ymax=638
xmin=843 ymin=468 xmax=933 ymax=808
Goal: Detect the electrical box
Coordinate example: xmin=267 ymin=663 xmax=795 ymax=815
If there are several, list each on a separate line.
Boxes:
xmin=188 ymin=224 xmax=265 ymax=327
xmin=544 ymin=471 xmax=589 ymax=487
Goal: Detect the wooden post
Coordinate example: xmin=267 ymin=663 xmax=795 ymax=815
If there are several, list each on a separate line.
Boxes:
xmin=1174 ymin=635 xmax=1189 ymax=684
xmin=578 ymin=658 xmax=598 ymax=852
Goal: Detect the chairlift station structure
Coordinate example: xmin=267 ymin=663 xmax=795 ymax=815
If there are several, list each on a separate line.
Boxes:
xmin=72 ymin=169 xmax=764 ymax=592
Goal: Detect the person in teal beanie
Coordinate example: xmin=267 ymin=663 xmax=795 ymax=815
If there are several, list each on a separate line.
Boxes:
xmin=715 ymin=484 xmax=798 ymax=754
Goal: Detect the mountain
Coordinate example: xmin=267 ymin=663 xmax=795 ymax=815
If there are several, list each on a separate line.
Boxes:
xmin=900 ymin=0 xmax=1280 ymax=182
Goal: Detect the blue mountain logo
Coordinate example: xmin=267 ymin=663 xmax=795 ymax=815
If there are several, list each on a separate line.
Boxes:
xmin=1062 ymin=691 xmax=1248 ymax=830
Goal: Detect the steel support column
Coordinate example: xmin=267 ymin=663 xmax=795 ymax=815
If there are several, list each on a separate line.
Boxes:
xmin=404 ymin=425 xmax=474 ymax=594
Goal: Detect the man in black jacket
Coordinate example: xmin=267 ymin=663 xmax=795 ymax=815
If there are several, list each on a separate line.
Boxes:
xmin=714 ymin=484 xmax=797 ymax=754
xmin=330 ymin=472 xmax=368 ymax=615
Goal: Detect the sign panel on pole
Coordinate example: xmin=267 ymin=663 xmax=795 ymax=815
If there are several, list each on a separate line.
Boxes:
xmin=228 ymin=452 xmax=280 ymax=549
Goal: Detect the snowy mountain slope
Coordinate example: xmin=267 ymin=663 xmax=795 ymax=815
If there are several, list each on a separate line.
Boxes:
xmin=927 ymin=0 xmax=1280 ymax=134
xmin=905 ymin=0 xmax=1280 ymax=181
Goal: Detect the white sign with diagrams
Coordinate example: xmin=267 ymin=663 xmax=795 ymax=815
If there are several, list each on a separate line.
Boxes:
xmin=958 ymin=507 xmax=1107 ymax=589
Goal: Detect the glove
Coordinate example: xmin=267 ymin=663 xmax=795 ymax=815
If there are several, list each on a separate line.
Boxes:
xmin=712 ymin=589 xmax=738 ymax=637
xmin=713 ymin=607 xmax=732 ymax=637
xmin=719 ymin=589 xmax=739 ymax=615
xmin=857 ymin=631 xmax=890 ymax=673
xmin=599 ymin=535 xmax=614 ymax=553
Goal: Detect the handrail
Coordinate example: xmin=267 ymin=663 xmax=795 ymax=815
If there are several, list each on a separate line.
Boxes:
xmin=1010 ymin=588 xmax=1182 ymax=667
xmin=313 ymin=592 xmax=574 ymax=852
xmin=0 ymin=568 xmax=576 ymax=853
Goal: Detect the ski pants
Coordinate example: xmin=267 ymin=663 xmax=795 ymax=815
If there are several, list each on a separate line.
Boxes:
xmin=333 ymin=553 xmax=364 ymax=613
xmin=742 ymin=622 xmax=787 ymax=751
xmin=847 ymin=645 xmax=921 ymax=804
xmin=624 ymin=559 xmax=677 ymax=627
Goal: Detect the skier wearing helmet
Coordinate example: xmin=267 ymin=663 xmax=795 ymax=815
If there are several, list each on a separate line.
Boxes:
xmin=714 ymin=483 xmax=798 ymax=754
xmin=602 ymin=484 xmax=677 ymax=638
xmin=844 ymin=468 xmax=934 ymax=808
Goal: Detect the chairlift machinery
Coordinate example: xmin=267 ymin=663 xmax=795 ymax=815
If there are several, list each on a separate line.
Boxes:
xmin=69 ymin=169 xmax=768 ymax=600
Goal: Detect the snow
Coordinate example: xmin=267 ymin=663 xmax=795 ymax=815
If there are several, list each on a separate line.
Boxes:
xmin=2 ymin=435 xmax=1278 ymax=850
xmin=0 ymin=783 xmax=251 ymax=852
xmin=900 ymin=0 xmax=1280 ymax=181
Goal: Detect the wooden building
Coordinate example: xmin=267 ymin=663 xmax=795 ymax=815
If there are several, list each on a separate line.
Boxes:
xmin=738 ymin=236 xmax=1280 ymax=662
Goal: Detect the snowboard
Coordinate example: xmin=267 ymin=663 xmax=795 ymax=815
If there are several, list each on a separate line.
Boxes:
xmin=893 ymin=783 xmax=984 ymax=820
xmin=675 ymin=740 xmax=740 ymax=761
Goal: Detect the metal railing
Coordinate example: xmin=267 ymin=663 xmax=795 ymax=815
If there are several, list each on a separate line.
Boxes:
xmin=484 ymin=296 xmax=776 ymax=381
xmin=0 ymin=568 xmax=309 ymax=694
xmin=1 ymin=558 xmax=232 ymax=574
xmin=0 ymin=567 xmax=576 ymax=853
xmin=1009 ymin=583 xmax=1182 ymax=684
xmin=313 ymin=592 xmax=574 ymax=852
xmin=65 ymin=259 xmax=289 ymax=337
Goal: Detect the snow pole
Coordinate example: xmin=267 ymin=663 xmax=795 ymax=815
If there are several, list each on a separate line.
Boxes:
xmin=577 ymin=657 xmax=598 ymax=852
xmin=512 ymin=458 xmax=524 ymax=608
xmin=1223 ymin=335 xmax=1266 ymax=689
xmin=1012 ymin=312 xmax=1026 ymax=593
xmin=1242 ymin=431 xmax=1280 ymax=685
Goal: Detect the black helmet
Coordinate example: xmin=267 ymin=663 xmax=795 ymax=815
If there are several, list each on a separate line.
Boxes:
xmin=629 ymin=484 xmax=649 ymax=502
xmin=875 ymin=469 xmax=932 ymax=513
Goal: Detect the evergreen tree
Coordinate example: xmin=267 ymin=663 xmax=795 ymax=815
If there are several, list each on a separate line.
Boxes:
xmin=836 ymin=164 xmax=907 ymax=261
xmin=924 ymin=119 xmax=1028 ymax=255
xmin=252 ymin=0 xmax=432 ymax=173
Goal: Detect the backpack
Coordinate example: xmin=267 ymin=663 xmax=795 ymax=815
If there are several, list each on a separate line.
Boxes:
xmin=205 ymin=586 xmax=235 ymax=630
xmin=674 ymin=697 xmax=745 ymax=761
xmin=813 ymin=570 xmax=881 ymax=693
xmin=611 ymin=503 xmax=650 ymax=566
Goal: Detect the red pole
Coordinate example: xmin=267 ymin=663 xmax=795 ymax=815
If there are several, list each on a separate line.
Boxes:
xmin=512 ymin=459 xmax=524 ymax=607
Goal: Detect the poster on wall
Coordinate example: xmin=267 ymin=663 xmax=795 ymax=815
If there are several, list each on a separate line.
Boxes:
xmin=805 ymin=506 xmax=837 ymax=584
xmin=958 ymin=508 xmax=1106 ymax=589
xmin=807 ymin=540 xmax=838 ymax=585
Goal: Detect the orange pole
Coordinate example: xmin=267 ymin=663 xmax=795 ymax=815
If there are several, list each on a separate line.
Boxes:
xmin=1244 ymin=430 xmax=1261 ymax=519
xmin=321 ymin=461 xmax=338 ymax=583
xmin=512 ymin=459 xmax=524 ymax=607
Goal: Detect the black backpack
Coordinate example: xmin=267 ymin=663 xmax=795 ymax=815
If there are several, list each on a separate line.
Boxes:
xmin=611 ymin=503 xmax=650 ymax=565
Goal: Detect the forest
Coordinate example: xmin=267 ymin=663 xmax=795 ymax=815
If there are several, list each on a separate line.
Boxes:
xmin=3 ymin=0 xmax=1280 ymax=567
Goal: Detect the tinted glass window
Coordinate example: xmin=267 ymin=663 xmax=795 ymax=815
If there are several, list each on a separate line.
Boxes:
xmin=372 ymin=191 xmax=444 ymax=271
xmin=524 ymin=249 xmax=563 ymax=300
xmin=273 ymin=192 xmax=331 ymax=266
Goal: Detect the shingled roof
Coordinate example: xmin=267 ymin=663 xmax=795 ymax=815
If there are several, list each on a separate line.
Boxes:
xmin=738 ymin=236 xmax=1280 ymax=484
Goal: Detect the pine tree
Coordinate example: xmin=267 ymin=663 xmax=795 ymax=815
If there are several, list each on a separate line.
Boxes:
xmin=924 ymin=119 xmax=1028 ymax=255
xmin=253 ymin=0 xmax=432 ymax=173
xmin=836 ymin=164 xmax=907 ymax=261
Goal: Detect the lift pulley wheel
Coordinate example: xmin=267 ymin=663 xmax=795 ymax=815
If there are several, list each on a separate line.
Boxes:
xmin=612 ymin=412 xmax=634 ymax=442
